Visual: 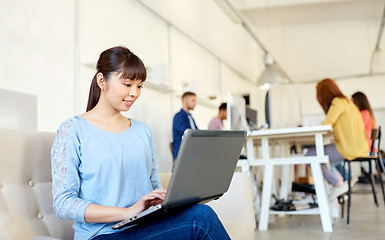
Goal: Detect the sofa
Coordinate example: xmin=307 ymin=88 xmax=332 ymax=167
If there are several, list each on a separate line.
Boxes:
xmin=0 ymin=128 xmax=254 ymax=240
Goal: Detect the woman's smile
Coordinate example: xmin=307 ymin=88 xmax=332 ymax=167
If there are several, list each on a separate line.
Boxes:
xmin=123 ymin=99 xmax=135 ymax=106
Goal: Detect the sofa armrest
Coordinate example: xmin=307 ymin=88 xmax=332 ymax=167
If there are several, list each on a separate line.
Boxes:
xmin=159 ymin=173 xmax=172 ymax=190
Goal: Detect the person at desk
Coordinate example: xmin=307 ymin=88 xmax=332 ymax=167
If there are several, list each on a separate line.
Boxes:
xmin=352 ymin=92 xmax=377 ymax=153
xmin=208 ymin=103 xmax=227 ymax=130
xmin=172 ymin=92 xmax=198 ymax=160
xmin=51 ymin=47 xmax=229 ymax=240
xmin=352 ymin=91 xmax=378 ymax=181
xmin=306 ymin=79 xmax=368 ymax=199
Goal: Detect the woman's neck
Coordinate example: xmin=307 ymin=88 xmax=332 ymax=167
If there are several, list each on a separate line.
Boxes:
xmin=82 ymin=104 xmax=130 ymax=133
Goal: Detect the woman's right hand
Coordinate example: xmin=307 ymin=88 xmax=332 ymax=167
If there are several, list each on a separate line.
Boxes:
xmin=84 ymin=189 xmax=167 ymax=223
xmin=126 ymin=189 xmax=167 ymax=218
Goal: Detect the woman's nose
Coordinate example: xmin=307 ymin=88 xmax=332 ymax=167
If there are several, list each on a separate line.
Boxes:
xmin=129 ymin=87 xmax=139 ymax=98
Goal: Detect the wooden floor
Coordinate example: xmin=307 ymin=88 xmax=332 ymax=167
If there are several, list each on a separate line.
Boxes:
xmin=254 ymin=183 xmax=385 ymax=240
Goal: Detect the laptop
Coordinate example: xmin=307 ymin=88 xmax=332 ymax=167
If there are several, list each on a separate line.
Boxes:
xmin=111 ymin=129 xmax=247 ymax=230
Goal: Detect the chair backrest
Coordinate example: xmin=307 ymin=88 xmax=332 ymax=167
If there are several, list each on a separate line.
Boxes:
xmin=369 ymin=126 xmax=385 ymax=173
xmin=370 ymin=127 xmax=381 ymax=155
xmin=0 ymin=128 xmax=74 ymax=240
xmin=376 ymin=127 xmax=385 ymax=172
xmin=378 ymin=126 xmax=382 ymax=153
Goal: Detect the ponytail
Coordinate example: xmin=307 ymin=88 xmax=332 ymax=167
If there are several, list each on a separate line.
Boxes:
xmin=86 ymin=73 xmax=100 ymax=111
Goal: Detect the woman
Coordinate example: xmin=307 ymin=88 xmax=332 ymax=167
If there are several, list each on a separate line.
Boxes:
xmin=352 ymin=91 xmax=378 ymax=179
xmin=306 ymin=79 xmax=368 ymax=198
xmin=51 ymin=46 xmax=230 ymax=240
xmin=352 ymin=92 xmax=377 ymax=152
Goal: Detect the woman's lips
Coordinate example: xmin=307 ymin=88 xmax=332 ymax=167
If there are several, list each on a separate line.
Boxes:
xmin=123 ymin=100 xmax=134 ymax=106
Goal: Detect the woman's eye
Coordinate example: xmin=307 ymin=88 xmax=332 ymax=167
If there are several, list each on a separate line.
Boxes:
xmin=138 ymin=86 xmax=143 ymax=89
xmin=124 ymin=84 xmax=131 ymax=87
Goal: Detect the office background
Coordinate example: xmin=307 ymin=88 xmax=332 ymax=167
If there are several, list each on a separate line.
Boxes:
xmin=1 ymin=0 xmax=385 ymax=172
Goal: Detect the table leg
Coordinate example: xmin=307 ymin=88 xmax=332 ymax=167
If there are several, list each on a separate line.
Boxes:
xmin=314 ymin=132 xmax=333 ymax=232
xmin=245 ymin=137 xmax=260 ymax=220
xmin=259 ymin=137 xmax=273 ymax=231
xmin=280 ymin=165 xmax=291 ymax=200
xmin=258 ymin=163 xmax=273 ymax=231
xmin=311 ymin=161 xmax=333 ymax=232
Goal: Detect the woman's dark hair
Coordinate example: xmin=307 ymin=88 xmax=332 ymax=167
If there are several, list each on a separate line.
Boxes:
xmin=316 ymin=78 xmax=346 ymax=113
xmin=86 ymin=46 xmax=147 ymax=111
xmin=352 ymin=91 xmax=375 ymax=125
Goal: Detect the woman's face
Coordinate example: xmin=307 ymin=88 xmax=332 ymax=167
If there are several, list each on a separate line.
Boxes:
xmin=102 ymin=72 xmax=144 ymax=112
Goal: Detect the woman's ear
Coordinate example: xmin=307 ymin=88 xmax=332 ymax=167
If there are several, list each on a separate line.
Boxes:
xmin=97 ymin=73 xmax=105 ymax=90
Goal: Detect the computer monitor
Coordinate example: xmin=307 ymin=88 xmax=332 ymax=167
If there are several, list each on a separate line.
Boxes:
xmin=246 ymin=107 xmax=257 ymax=130
xmin=227 ymin=92 xmax=248 ymax=130
xmin=265 ymin=90 xmax=271 ymax=128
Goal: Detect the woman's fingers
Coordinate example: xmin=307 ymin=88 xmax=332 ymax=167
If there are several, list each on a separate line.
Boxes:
xmin=142 ymin=192 xmax=165 ymax=201
xmin=153 ymin=189 xmax=167 ymax=194
xmin=148 ymin=199 xmax=163 ymax=206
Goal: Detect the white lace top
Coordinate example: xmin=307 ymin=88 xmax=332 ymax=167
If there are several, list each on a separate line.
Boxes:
xmin=51 ymin=116 xmax=162 ymax=240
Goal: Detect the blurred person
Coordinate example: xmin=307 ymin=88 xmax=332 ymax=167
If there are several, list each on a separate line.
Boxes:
xmin=352 ymin=91 xmax=378 ymax=181
xmin=208 ymin=103 xmax=227 ymax=130
xmin=306 ymin=79 xmax=368 ymax=199
xmin=172 ymin=92 xmax=198 ymax=160
xmin=352 ymin=92 xmax=377 ymax=152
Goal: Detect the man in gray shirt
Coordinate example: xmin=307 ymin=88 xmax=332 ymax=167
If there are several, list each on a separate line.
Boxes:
xmin=208 ymin=103 xmax=227 ymax=130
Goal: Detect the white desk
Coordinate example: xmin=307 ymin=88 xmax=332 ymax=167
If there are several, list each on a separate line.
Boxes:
xmin=244 ymin=125 xmax=333 ymax=232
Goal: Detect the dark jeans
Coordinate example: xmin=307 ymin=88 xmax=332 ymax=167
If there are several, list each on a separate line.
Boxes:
xmin=92 ymin=204 xmax=230 ymax=240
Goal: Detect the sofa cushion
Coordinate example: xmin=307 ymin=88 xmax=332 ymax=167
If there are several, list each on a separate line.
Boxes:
xmin=0 ymin=212 xmax=34 ymax=240
xmin=0 ymin=129 xmax=73 ymax=240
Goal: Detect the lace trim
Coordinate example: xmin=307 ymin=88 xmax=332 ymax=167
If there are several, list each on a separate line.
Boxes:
xmin=51 ymin=118 xmax=90 ymax=223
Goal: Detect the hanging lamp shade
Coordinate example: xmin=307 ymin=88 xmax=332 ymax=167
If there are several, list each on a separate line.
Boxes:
xmin=258 ymin=53 xmax=284 ymax=89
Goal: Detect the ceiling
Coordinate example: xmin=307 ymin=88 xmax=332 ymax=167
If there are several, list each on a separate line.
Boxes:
xmin=228 ymin=0 xmax=385 ymax=83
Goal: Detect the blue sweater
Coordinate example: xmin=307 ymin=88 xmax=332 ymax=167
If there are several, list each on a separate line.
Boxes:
xmin=51 ymin=116 xmax=162 ymax=240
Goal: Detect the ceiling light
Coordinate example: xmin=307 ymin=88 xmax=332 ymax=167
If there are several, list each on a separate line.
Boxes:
xmin=258 ymin=53 xmax=284 ymax=89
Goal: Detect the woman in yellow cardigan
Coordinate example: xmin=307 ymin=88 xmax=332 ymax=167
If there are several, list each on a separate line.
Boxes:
xmin=306 ymin=79 xmax=368 ymax=198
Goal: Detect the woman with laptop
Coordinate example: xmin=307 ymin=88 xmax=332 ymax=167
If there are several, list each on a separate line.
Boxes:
xmin=51 ymin=46 xmax=230 ymax=240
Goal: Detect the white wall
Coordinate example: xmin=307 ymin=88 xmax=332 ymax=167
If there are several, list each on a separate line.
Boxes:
xmin=140 ymin=0 xmax=262 ymax=81
xmin=373 ymin=109 xmax=385 ymax=151
xmin=0 ymin=0 xmax=74 ymax=131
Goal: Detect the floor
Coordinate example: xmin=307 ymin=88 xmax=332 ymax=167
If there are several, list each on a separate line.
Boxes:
xmin=254 ymin=183 xmax=385 ymax=240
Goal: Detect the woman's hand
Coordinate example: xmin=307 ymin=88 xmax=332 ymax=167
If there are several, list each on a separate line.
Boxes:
xmin=128 ymin=189 xmax=167 ymax=217
xmin=84 ymin=189 xmax=167 ymax=223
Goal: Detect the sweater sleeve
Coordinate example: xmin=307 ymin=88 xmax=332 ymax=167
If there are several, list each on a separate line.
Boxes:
xmin=51 ymin=119 xmax=92 ymax=223
xmin=323 ymin=98 xmax=344 ymax=126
